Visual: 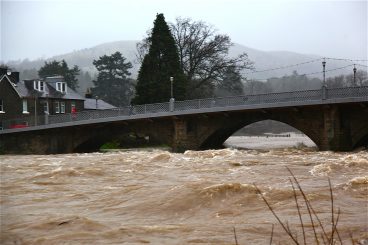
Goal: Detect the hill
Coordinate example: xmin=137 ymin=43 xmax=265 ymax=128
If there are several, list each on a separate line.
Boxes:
xmin=6 ymin=40 xmax=355 ymax=93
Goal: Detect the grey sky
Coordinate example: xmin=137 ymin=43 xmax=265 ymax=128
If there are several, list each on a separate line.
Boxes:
xmin=1 ymin=0 xmax=367 ymax=62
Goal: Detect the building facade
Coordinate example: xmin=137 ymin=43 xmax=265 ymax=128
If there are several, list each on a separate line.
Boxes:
xmin=0 ymin=69 xmax=85 ymax=129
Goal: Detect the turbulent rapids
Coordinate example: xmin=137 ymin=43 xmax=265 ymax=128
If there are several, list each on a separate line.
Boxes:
xmin=0 ymin=136 xmax=367 ymax=244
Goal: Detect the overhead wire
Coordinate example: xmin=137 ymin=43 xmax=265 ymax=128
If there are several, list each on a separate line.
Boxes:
xmin=244 ymin=56 xmax=367 ymax=80
xmin=355 ymin=64 xmax=368 ymax=68
xmin=324 ymin=57 xmax=368 ymax=62
xmin=300 ymin=64 xmax=354 ymax=76
xmin=244 ymin=58 xmax=322 ymax=75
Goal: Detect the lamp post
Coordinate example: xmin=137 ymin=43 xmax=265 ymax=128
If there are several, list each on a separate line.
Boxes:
xmin=353 ymin=64 xmax=357 ymax=86
xmin=322 ymin=59 xmax=327 ymax=100
xmin=169 ymin=77 xmax=174 ymax=112
xmin=170 ymin=76 xmax=174 ymax=99
xmin=45 ymin=93 xmax=49 ymax=125
xmin=34 ymin=93 xmax=38 ymax=126
xmin=322 ymin=58 xmax=326 ymax=87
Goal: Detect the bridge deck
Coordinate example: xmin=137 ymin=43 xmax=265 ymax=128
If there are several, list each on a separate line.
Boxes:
xmin=1 ymin=86 xmax=367 ymax=134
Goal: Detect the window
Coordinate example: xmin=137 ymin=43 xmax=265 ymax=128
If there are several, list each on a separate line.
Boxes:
xmin=60 ymin=102 xmax=65 ymax=113
xmin=22 ymin=99 xmax=29 ymax=114
xmin=0 ymin=99 xmax=4 ymax=113
xmin=39 ymin=81 xmax=45 ymax=92
xmin=56 ymin=82 xmax=67 ymax=93
xmin=34 ymin=81 xmax=45 ymax=92
xmin=34 ymin=81 xmax=39 ymax=90
xmin=55 ymin=101 xmax=60 ymax=113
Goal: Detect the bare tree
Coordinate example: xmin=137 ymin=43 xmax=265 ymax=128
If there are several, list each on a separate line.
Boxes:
xmin=326 ymin=75 xmax=346 ymax=88
xmin=345 ymin=69 xmax=368 ymax=86
xmin=136 ymin=17 xmax=254 ymax=98
xmin=326 ymin=69 xmax=368 ymax=87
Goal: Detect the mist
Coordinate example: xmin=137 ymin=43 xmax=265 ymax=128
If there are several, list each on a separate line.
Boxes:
xmin=1 ymin=0 xmax=367 ymax=62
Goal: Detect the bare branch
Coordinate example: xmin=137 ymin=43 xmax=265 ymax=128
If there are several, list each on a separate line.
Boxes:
xmin=290 ymin=178 xmax=307 ymax=245
xmin=329 ymin=178 xmax=335 ymax=244
xmin=233 ymin=227 xmax=239 ymax=245
xmin=286 ymin=167 xmax=320 ymax=245
xmin=254 ymin=184 xmax=300 ymax=244
xmin=270 ymin=224 xmax=274 ymax=245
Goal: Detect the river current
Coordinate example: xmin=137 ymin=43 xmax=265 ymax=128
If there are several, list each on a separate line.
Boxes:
xmin=1 ymin=135 xmax=367 ymax=244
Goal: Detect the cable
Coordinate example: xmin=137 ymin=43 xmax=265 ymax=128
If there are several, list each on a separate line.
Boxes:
xmin=355 ymin=64 xmax=368 ymax=68
xmin=300 ymin=65 xmax=354 ymax=76
xmin=325 ymin=57 xmax=368 ymax=62
xmin=244 ymin=58 xmax=322 ymax=75
xmin=250 ymin=65 xmax=355 ymax=80
xmin=244 ymin=57 xmax=367 ymax=80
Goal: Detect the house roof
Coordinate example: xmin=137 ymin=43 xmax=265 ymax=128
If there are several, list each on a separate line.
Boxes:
xmin=0 ymin=74 xmax=23 ymax=97
xmin=2 ymin=75 xmax=85 ymax=101
xmin=1 ymin=74 xmax=116 ymax=109
xmin=84 ymin=98 xmax=116 ymax=110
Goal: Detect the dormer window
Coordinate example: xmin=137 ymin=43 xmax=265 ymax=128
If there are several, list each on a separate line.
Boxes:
xmin=56 ymin=82 xmax=67 ymax=93
xmin=34 ymin=80 xmax=45 ymax=92
xmin=39 ymin=81 xmax=45 ymax=91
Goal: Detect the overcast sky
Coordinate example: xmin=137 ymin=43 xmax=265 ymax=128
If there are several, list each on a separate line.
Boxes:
xmin=1 ymin=0 xmax=367 ymax=62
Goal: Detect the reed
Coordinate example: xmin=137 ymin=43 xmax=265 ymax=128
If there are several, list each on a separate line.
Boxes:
xmin=233 ymin=227 xmax=239 ymax=245
xmin=233 ymin=168 xmax=356 ymax=245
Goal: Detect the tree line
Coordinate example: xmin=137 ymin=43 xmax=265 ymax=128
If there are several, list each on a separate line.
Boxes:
xmin=14 ymin=13 xmax=367 ymax=106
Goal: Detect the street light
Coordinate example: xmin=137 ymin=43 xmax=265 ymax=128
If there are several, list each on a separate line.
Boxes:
xmin=170 ymin=76 xmax=174 ymax=99
xmin=322 ymin=59 xmax=326 ymax=87
xmin=95 ymin=96 xmax=99 ymax=110
xmin=322 ymin=59 xmax=327 ymax=100
xmin=169 ymin=77 xmax=174 ymax=112
xmin=45 ymin=93 xmax=49 ymax=125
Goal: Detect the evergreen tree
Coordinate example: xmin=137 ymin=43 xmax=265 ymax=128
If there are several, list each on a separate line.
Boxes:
xmin=38 ymin=60 xmax=80 ymax=90
xmin=92 ymin=52 xmax=133 ymax=107
xmin=133 ymin=13 xmax=186 ymax=104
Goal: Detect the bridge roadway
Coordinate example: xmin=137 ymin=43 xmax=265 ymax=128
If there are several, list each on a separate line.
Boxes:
xmin=1 ymin=86 xmax=368 ymax=153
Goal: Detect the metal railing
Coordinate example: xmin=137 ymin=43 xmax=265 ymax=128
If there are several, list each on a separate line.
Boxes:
xmin=1 ymin=86 xmax=367 ymax=132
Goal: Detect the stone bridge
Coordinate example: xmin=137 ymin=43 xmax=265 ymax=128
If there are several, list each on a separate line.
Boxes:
xmin=1 ymin=86 xmax=367 ymax=154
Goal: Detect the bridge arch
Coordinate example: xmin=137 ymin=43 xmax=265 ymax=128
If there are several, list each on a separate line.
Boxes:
xmin=225 ymin=120 xmax=317 ymax=149
xmin=71 ymin=120 xmax=174 ymax=153
xmin=352 ymin=124 xmax=368 ymax=149
xmin=199 ymin=116 xmax=320 ymax=150
xmin=73 ymin=137 xmax=108 ymax=153
xmin=67 ymin=123 xmax=129 ymax=153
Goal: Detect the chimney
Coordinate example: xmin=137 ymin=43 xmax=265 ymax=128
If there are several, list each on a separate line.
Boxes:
xmin=85 ymin=87 xmax=93 ymax=98
xmin=0 ymin=68 xmax=7 ymax=76
xmin=0 ymin=68 xmax=20 ymax=83
xmin=10 ymin=72 xmax=20 ymax=84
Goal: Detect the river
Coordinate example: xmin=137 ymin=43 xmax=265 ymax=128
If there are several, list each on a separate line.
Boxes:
xmin=1 ymin=135 xmax=367 ymax=244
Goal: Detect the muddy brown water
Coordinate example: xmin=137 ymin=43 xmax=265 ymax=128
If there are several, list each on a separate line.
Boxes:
xmin=1 ymin=136 xmax=367 ymax=244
